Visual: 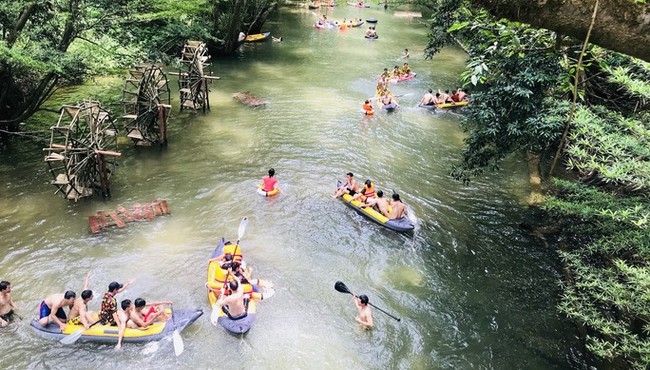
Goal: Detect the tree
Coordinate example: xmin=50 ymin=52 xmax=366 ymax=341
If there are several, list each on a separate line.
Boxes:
xmin=469 ymin=0 xmax=650 ymax=63
xmin=0 ymin=0 xmax=135 ymax=128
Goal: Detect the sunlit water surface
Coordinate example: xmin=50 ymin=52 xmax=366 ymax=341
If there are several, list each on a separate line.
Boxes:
xmin=0 ymin=5 xmax=587 ymax=370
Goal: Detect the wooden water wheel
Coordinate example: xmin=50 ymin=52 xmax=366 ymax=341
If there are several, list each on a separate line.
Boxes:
xmin=44 ymin=100 xmax=121 ymax=201
xmin=121 ymin=64 xmax=172 ymax=145
xmin=173 ymin=41 xmax=220 ymax=112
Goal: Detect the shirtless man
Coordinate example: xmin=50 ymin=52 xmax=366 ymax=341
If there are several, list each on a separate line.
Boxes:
xmin=115 ymin=299 xmax=134 ymax=350
xmin=420 ymin=89 xmax=435 ymax=106
xmin=389 ymin=193 xmax=408 ymax=220
xmin=438 ymin=89 xmax=452 ymax=103
xmin=212 ymin=278 xmax=246 ymax=324
xmin=433 ymin=92 xmax=444 ymax=105
xmin=38 ymin=291 xmax=76 ymax=331
xmin=381 ymin=93 xmax=398 ymax=108
xmin=334 ymin=172 xmax=359 ymax=198
xmin=360 ymin=190 xmax=390 ymax=217
xmin=0 ymin=281 xmax=17 ymax=326
xmin=128 ymin=298 xmax=172 ymax=328
xmin=354 ymin=294 xmax=373 ymax=329
xmin=68 ymin=272 xmax=95 ymax=329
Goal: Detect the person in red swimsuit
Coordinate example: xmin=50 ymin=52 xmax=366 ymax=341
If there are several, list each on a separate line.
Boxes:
xmin=261 ymin=168 xmax=278 ymax=192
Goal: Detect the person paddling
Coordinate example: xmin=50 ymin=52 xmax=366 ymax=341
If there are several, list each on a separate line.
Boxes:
xmin=353 ymin=294 xmax=374 ymax=329
xmin=213 ymin=276 xmax=247 ymax=323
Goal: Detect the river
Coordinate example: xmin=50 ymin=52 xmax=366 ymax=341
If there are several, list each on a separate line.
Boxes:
xmin=0 ymin=4 xmax=587 ymax=370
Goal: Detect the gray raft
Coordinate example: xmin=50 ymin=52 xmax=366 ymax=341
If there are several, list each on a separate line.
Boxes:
xmin=30 ymin=309 xmax=203 ymax=343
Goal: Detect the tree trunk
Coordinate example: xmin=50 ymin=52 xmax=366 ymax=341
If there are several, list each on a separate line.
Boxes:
xmin=470 ymin=0 xmax=650 ymax=62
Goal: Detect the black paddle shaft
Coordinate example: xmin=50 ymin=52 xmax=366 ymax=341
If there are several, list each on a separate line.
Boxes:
xmin=334 ymin=281 xmax=401 ymax=322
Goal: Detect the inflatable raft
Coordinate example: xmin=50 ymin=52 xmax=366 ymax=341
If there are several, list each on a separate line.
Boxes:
xmin=391 ymin=72 xmax=416 ymax=83
xmin=245 ymin=32 xmax=271 ymax=42
xmin=257 ymin=184 xmax=280 ymax=197
xmin=30 ymin=308 xmax=203 ymax=344
xmin=207 ymin=238 xmax=273 ymax=335
xmin=336 ymin=182 xmax=414 ymax=232
xmin=437 ymin=101 xmax=470 ymax=109
xmin=365 ymin=34 xmax=378 ymax=40
xmin=381 ymin=102 xmax=398 ymax=111
xmin=366 ymin=18 xmax=378 ymax=23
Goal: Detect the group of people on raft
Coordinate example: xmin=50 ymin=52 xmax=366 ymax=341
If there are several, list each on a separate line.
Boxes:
xmin=316 ymin=15 xmax=364 ymax=30
xmin=419 ymin=87 xmax=470 ymax=106
xmin=361 ymin=63 xmax=414 ymax=114
xmin=36 ymin=274 xmax=171 ymax=349
xmin=4 ymin=168 xmax=374 ymax=348
xmin=333 ymin=172 xmax=409 ymax=221
xmin=206 ymin=240 xmax=273 ymax=324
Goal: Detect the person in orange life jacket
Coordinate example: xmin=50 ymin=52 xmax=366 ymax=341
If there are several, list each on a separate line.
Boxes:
xmin=261 ymin=168 xmax=278 ymax=192
xmin=401 ymin=62 xmax=411 ymax=75
xmin=362 ymin=100 xmax=374 ymax=115
xmin=351 ymin=179 xmax=376 ymax=202
xmin=229 ymin=261 xmax=273 ymax=289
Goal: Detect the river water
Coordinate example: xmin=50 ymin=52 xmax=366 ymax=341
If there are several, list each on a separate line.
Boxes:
xmin=0 ymin=5 xmax=587 ymax=370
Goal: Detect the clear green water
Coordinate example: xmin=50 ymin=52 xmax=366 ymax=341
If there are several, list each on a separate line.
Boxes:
xmin=0 ymin=5 xmax=586 ymax=370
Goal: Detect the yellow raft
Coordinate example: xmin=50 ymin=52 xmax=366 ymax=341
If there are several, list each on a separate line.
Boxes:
xmin=206 ymin=238 xmax=273 ymax=335
xmin=244 ymin=32 xmax=271 ymax=42
xmin=31 ymin=307 xmax=203 ymax=343
xmin=337 ymin=182 xmax=415 ymax=232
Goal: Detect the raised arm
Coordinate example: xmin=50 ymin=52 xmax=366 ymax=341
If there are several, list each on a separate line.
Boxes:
xmin=116 ymin=279 xmax=135 ymax=294
xmin=83 ymin=271 xmax=91 ymax=290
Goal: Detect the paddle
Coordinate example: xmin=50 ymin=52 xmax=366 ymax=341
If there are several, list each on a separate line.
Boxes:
xmin=367 ymin=93 xmax=410 ymax=101
xmin=60 ymin=316 xmax=107 ymax=345
xmin=170 ymin=305 xmax=184 ymax=356
xmin=211 ymin=217 xmax=249 ymax=324
xmin=334 ymin=281 xmax=401 ymax=322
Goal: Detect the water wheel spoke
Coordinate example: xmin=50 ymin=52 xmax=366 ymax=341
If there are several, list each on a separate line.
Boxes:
xmin=44 ymin=100 xmax=120 ymax=200
xmin=119 ymin=64 xmax=170 ymax=145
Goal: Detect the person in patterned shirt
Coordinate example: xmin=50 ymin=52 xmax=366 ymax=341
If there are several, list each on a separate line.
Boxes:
xmin=98 ymin=280 xmax=133 ymax=325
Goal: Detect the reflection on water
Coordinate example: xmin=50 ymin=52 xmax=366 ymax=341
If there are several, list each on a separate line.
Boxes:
xmin=0 ymin=5 xmax=585 ymax=370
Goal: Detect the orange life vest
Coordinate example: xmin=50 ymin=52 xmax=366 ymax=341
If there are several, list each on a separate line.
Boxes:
xmin=362 ymin=183 xmax=376 ymax=199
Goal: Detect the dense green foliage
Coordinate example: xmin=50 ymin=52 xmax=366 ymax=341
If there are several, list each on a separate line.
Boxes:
xmin=0 ymin=0 xmax=277 ymax=128
xmin=545 ymin=179 xmax=650 ymax=369
xmin=425 ymin=3 xmax=567 ymax=181
xmin=425 ymin=1 xmax=650 ymax=367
